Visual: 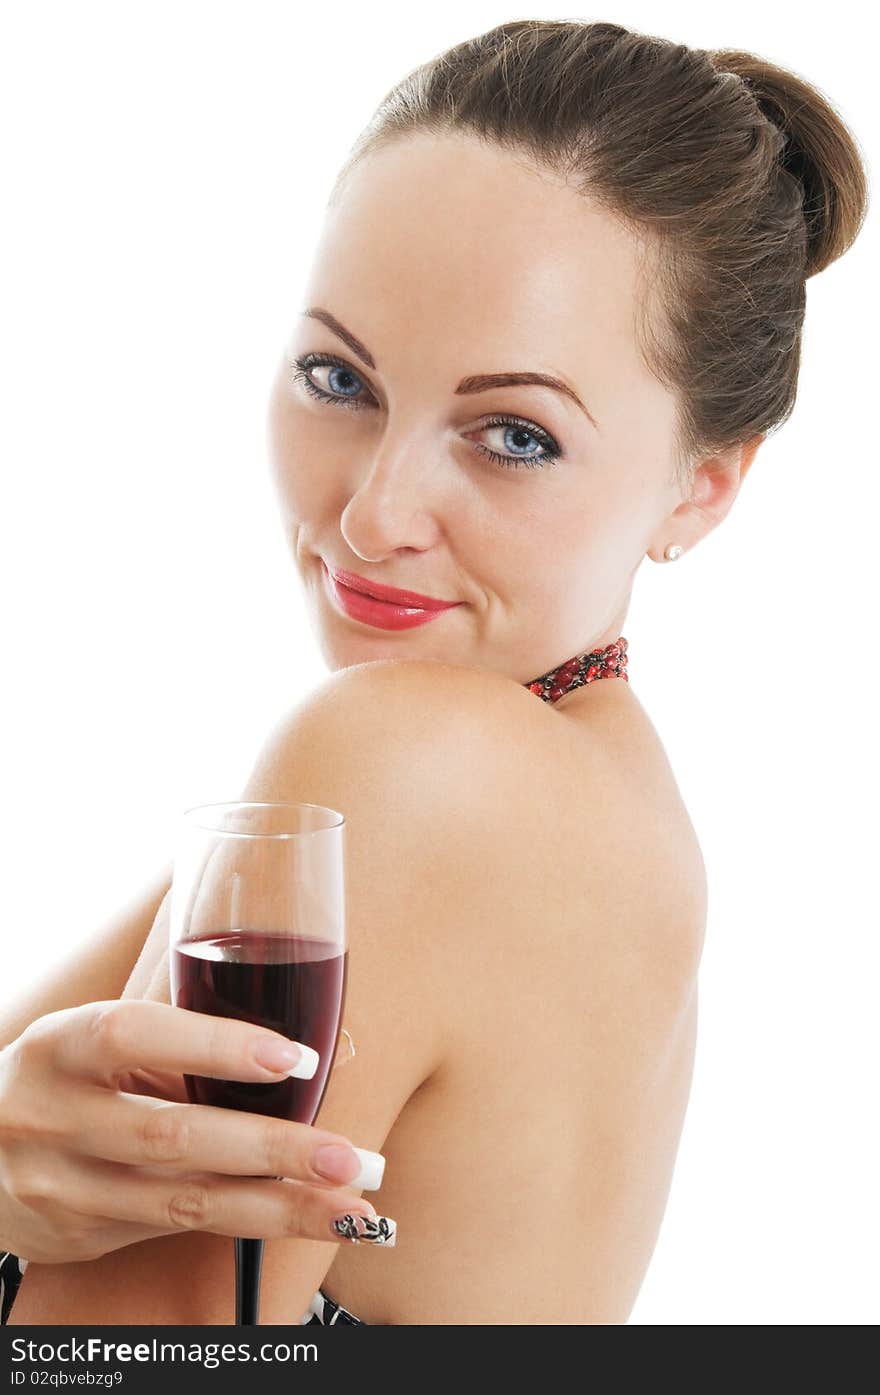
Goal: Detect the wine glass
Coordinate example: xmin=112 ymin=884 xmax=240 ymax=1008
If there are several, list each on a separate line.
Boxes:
xmin=167 ymin=801 xmax=347 ymax=1326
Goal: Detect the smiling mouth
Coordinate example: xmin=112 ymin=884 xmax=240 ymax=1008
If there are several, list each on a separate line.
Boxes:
xmin=320 ymin=560 xmax=462 ymax=631
xmin=322 ymin=561 xmax=461 ymax=611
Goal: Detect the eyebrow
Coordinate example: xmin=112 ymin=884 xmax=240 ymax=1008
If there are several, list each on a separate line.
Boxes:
xmin=301 ymin=306 xmax=600 ymax=432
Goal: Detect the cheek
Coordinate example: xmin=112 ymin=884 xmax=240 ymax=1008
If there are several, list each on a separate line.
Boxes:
xmin=501 ymin=469 xmax=640 ymax=605
xmin=267 ymin=381 xmax=342 ymax=522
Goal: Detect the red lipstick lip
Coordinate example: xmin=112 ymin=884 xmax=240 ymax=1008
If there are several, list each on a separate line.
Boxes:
xmin=323 ymin=562 xmax=461 ymax=610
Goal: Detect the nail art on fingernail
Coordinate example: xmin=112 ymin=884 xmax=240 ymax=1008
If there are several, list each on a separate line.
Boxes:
xmin=332 ymin=1213 xmax=397 ymax=1247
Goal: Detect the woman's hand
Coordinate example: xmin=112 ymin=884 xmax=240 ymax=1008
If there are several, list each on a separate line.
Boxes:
xmin=0 ymin=999 xmax=384 ymax=1264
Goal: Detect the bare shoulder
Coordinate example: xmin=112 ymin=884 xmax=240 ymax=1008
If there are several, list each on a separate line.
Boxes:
xmin=132 ymin=659 xmax=706 ymax=1018
xmin=256 ymin=657 xmax=707 ymax=963
xmin=273 ymin=655 xmax=572 ymax=770
xmin=247 ymin=660 xmax=708 ymax=1107
xmin=247 ymin=655 xmax=596 ymax=889
xmin=353 ymin=658 xmax=708 ymax=956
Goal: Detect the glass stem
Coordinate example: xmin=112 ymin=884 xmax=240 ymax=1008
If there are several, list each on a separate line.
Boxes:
xmin=234 ymin=1237 xmax=264 ymax=1325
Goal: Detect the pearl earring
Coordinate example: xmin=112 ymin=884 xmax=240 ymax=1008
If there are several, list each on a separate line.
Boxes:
xmin=664 ymin=544 xmax=683 ymax=561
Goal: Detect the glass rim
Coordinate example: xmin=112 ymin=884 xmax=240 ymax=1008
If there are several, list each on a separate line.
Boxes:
xmin=180 ymin=800 xmax=346 ymax=839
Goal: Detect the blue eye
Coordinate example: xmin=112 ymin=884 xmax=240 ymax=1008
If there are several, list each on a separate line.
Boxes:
xmin=288 ymin=351 xmax=562 ymax=471
xmin=290 ymin=352 xmax=371 ymax=409
xmin=473 ymin=418 xmax=560 ymax=470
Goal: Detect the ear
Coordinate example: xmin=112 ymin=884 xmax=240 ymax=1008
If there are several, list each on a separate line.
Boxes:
xmin=648 ymin=434 xmax=765 ymax=561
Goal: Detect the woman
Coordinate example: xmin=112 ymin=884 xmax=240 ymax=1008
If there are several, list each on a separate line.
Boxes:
xmin=0 ymin=19 xmax=868 ymax=1325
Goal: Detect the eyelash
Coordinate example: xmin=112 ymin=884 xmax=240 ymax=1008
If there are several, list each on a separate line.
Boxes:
xmin=288 ymin=351 xmax=562 ymax=471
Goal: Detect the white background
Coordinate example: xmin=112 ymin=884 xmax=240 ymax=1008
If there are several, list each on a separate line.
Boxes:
xmin=1 ymin=1 xmax=876 ymax=1325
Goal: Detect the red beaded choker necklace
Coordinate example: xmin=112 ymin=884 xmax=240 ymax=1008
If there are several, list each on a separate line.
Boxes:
xmin=524 ymin=637 xmax=629 ymax=704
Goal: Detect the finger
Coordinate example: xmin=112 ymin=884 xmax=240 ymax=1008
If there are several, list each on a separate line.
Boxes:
xmin=66 ymin=1088 xmax=381 ymax=1189
xmin=0 ymin=1151 xmax=171 ymax=1262
xmin=57 ymin=1158 xmax=393 ymax=1244
xmin=39 ymin=1000 xmax=321 ymax=1085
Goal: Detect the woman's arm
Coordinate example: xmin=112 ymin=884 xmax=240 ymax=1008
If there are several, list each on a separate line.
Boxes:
xmin=7 ymin=662 xmax=453 ymax=1322
xmin=0 ymin=861 xmax=173 ymax=1049
xmin=8 ymin=658 xmax=550 ymax=1323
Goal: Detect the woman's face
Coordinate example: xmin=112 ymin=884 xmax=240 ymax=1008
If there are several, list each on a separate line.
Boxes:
xmin=267 ymin=130 xmax=687 ymax=683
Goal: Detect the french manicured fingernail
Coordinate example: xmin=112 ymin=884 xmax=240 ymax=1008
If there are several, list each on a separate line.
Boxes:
xmin=332 ymin=1212 xmax=397 ymax=1247
xmin=253 ymin=1037 xmax=320 ymax=1080
xmin=313 ymin=1144 xmax=386 ymax=1190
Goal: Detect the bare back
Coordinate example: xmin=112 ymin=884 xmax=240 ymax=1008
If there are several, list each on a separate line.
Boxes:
xmin=315 ymin=677 xmax=707 ymax=1324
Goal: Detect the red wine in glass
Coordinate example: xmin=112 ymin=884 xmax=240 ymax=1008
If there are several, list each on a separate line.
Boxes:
xmin=171 ymin=930 xmax=348 ymax=1122
xmin=168 ymin=801 xmax=347 ymax=1326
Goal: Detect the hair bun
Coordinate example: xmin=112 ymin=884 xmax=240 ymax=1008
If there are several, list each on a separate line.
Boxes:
xmin=709 ymin=48 xmax=869 ymax=277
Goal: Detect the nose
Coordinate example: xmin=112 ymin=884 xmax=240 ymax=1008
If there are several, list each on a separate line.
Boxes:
xmin=339 ymin=427 xmax=445 ymax=561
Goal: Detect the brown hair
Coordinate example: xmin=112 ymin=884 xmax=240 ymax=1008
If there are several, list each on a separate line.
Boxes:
xmin=329 ymin=20 xmax=869 ymax=494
